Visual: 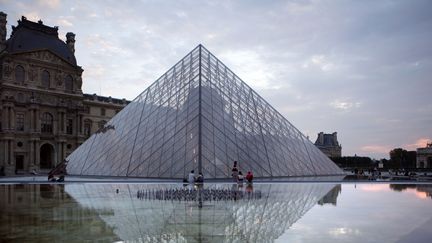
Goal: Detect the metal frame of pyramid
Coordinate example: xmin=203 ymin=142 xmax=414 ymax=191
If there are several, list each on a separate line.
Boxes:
xmin=66 ymin=45 xmax=343 ymax=178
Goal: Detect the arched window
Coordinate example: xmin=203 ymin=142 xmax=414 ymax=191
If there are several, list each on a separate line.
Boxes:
xmin=84 ymin=119 xmax=93 ymax=137
xmin=41 ymin=70 xmax=50 ymax=88
xmin=41 ymin=112 xmax=53 ymax=133
xmin=65 ymin=75 xmax=73 ymax=92
xmin=15 ymin=65 xmax=25 ymax=83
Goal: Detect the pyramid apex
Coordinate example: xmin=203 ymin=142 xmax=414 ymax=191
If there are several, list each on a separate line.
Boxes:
xmin=196 ymin=43 xmax=206 ymax=49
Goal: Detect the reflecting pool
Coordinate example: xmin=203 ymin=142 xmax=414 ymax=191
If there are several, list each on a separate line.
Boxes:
xmin=1 ymin=183 xmax=431 ymax=242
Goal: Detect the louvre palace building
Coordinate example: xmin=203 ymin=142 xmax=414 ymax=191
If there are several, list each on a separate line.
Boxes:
xmin=0 ymin=13 xmax=128 ymax=175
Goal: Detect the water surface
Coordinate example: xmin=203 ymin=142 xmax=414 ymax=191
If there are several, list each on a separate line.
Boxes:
xmin=0 ymin=183 xmax=431 ymax=242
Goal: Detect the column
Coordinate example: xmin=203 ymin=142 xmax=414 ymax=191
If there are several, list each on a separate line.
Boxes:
xmin=79 ymin=115 xmax=83 ymax=135
xmin=57 ymin=142 xmax=63 ymax=163
xmin=4 ymin=140 xmax=8 ymax=165
xmin=58 ymin=111 xmax=64 ymax=134
xmin=0 ymin=140 xmax=3 ymax=167
xmin=29 ymin=140 xmax=34 ymax=165
xmin=75 ymin=113 xmax=80 ymax=136
xmin=8 ymin=140 xmax=13 ymax=165
xmin=2 ymin=105 xmax=9 ymax=130
xmin=0 ymin=108 xmax=2 ymax=130
xmin=35 ymin=109 xmax=40 ymax=132
xmin=29 ymin=108 xmax=33 ymax=131
xmin=63 ymin=113 xmax=66 ymax=134
xmin=10 ymin=107 xmax=15 ymax=131
xmin=33 ymin=141 xmax=37 ymax=166
xmin=35 ymin=141 xmax=40 ymax=166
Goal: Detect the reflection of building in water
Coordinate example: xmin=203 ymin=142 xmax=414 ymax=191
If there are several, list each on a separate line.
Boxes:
xmin=0 ymin=184 xmax=119 ymax=241
xmin=389 ymin=184 xmax=432 ymax=200
xmin=417 ymin=185 xmax=432 ymax=199
xmin=65 ymin=183 xmax=339 ymax=242
xmin=318 ymin=184 xmax=341 ymax=206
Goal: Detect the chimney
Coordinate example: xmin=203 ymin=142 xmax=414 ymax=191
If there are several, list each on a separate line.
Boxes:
xmin=66 ymin=32 xmax=75 ymax=53
xmin=317 ymin=132 xmax=324 ymax=145
xmin=0 ymin=12 xmax=7 ymax=51
xmin=332 ymin=132 xmax=338 ymax=145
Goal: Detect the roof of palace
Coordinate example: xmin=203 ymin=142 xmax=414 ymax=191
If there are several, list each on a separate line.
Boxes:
xmin=5 ymin=16 xmax=77 ymax=66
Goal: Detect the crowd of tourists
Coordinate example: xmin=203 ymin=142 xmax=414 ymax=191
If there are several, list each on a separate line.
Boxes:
xmin=231 ymin=161 xmax=254 ymax=183
xmin=184 ymin=161 xmax=254 ymax=185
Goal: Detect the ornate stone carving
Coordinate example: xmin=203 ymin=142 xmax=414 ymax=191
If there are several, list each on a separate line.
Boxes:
xmin=28 ymin=65 xmax=38 ymax=81
xmin=28 ymin=51 xmax=64 ymax=65
xmin=75 ymin=74 xmax=82 ymax=89
xmin=3 ymin=60 xmax=13 ymax=77
xmin=55 ymin=71 xmax=63 ymax=86
xmin=66 ymin=32 xmax=75 ymax=54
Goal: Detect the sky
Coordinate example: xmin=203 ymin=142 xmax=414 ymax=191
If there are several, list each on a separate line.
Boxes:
xmin=2 ymin=0 xmax=431 ymax=159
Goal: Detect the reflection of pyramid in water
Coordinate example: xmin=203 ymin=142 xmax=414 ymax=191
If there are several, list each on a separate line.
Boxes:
xmin=66 ymin=45 xmax=342 ymax=178
xmin=65 ymin=183 xmax=338 ymax=242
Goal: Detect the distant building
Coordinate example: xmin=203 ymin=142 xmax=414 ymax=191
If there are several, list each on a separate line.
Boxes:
xmin=417 ymin=143 xmax=432 ymax=168
xmin=0 ymin=13 xmax=128 ymax=175
xmin=314 ymin=132 xmax=342 ymax=158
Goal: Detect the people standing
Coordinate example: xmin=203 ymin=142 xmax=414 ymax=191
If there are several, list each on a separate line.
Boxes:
xmin=232 ymin=161 xmax=239 ymax=181
xmin=246 ymin=171 xmax=254 ymax=183
xmin=238 ymin=171 xmax=244 ymax=184
xmin=196 ymin=173 xmax=204 ymax=183
xmin=188 ymin=170 xmax=195 ymax=184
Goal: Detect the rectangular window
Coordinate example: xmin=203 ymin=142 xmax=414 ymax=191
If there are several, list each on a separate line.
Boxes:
xmin=101 ymin=108 xmax=106 ymax=116
xmin=16 ymin=113 xmax=25 ymax=131
xmin=66 ymin=119 xmax=73 ymax=135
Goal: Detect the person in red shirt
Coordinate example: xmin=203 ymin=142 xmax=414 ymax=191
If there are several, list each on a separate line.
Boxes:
xmin=246 ymin=171 xmax=253 ymax=183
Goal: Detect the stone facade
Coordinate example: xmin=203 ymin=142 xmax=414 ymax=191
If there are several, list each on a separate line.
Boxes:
xmin=314 ymin=132 xmax=342 ymax=158
xmin=417 ymin=143 xmax=432 ymax=168
xmin=0 ymin=14 xmax=128 ymax=175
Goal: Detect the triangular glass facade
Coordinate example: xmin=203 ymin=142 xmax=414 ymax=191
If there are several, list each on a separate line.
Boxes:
xmin=66 ymin=45 xmax=342 ymax=178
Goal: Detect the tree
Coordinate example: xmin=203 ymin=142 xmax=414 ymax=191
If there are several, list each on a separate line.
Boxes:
xmin=389 ymin=148 xmax=417 ymax=169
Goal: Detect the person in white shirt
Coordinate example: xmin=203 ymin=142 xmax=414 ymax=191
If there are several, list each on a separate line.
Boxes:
xmin=188 ymin=170 xmax=195 ymax=183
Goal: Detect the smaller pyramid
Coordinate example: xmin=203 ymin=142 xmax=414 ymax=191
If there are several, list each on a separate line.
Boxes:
xmin=66 ymin=45 xmax=343 ymax=178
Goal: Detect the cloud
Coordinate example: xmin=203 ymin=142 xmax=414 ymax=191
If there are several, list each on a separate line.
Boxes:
xmin=84 ymin=34 xmax=129 ymax=57
xmin=328 ymin=227 xmax=361 ymax=236
xmin=82 ymin=64 xmax=105 ymax=79
xmin=22 ymin=11 xmax=41 ymax=21
xmin=330 ymin=99 xmax=361 ymax=111
xmin=219 ymin=49 xmax=281 ymax=90
xmin=57 ymin=17 xmax=73 ymax=27
xmin=360 ymin=138 xmax=431 ymax=156
xmin=37 ymin=0 xmax=60 ymax=9
xmin=302 ymin=55 xmax=337 ymax=72
xmin=360 ymin=145 xmax=391 ymax=154
xmin=404 ymin=138 xmax=432 ymax=150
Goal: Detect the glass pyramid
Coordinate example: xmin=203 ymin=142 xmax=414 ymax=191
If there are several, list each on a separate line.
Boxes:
xmin=66 ymin=45 xmax=342 ymax=178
